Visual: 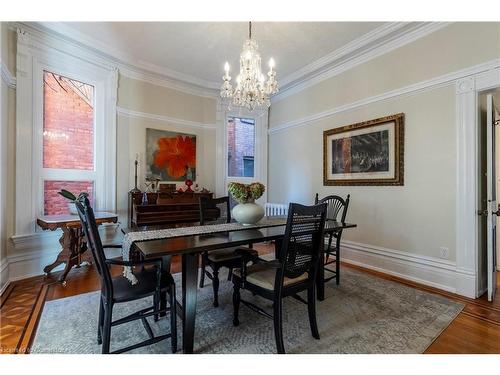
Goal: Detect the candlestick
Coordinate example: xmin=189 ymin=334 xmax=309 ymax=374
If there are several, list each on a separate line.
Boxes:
xmin=129 ymin=155 xmax=141 ymax=193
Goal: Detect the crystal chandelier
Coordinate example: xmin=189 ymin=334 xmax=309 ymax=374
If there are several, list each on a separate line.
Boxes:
xmin=220 ymin=22 xmax=278 ymax=110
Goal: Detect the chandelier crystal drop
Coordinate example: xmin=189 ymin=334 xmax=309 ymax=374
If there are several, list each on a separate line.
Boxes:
xmin=220 ymin=22 xmax=278 ymax=110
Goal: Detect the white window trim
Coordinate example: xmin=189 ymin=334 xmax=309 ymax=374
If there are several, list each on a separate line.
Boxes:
xmin=226 ymin=115 xmax=256 ymax=180
xmin=215 ymin=99 xmax=268 ymax=203
xmin=15 ymin=28 xmax=117 ymax=236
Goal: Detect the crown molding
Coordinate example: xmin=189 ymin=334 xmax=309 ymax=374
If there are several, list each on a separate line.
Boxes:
xmin=1 ymin=58 xmax=16 ymax=88
xmin=271 ymin=22 xmax=451 ymax=103
xmin=278 ymin=22 xmax=409 ymax=88
xmin=17 ymin=22 xmax=219 ymax=99
xmin=117 ymin=106 xmax=217 ymax=130
xmin=14 ymin=22 xmax=450 ymax=102
xmin=118 ymin=66 xmax=218 ymax=99
xmin=269 ymin=58 xmax=500 ymax=135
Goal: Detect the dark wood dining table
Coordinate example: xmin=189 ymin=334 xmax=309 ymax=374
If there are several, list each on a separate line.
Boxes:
xmin=124 ymin=218 xmax=356 ymax=353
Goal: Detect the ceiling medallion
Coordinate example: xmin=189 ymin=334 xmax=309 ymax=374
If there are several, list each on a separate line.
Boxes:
xmin=220 ymin=22 xmax=278 ymax=110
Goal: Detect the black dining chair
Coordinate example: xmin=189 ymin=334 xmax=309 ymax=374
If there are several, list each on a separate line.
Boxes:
xmin=75 ymin=197 xmax=177 ymax=354
xmin=231 ymin=202 xmax=327 ymax=354
xmin=198 ymin=196 xmax=257 ymax=307
xmin=314 ymin=193 xmax=350 ymax=285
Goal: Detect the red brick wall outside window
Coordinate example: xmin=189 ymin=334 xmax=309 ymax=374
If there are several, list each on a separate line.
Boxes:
xmin=42 ymin=72 xmax=95 ymax=215
xmin=43 ymin=72 xmax=94 ymax=170
xmin=44 ymin=180 xmax=94 ymax=216
xmin=227 ymin=117 xmax=255 ymax=177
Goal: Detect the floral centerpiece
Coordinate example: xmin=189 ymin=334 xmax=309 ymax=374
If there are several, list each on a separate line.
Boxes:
xmin=228 ymin=182 xmax=266 ymax=225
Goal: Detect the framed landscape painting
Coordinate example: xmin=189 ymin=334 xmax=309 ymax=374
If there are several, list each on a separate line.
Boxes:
xmin=146 ymin=128 xmax=196 ymax=181
xmin=323 ymin=113 xmax=404 ymax=186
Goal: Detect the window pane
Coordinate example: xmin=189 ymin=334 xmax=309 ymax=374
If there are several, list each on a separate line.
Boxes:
xmin=44 ymin=180 xmax=94 ymax=215
xmin=243 ymin=157 xmax=254 ymax=177
xmin=43 ymin=71 xmax=95 ymax=170
xmin=227 ymin=117 xmax=255 ymax=177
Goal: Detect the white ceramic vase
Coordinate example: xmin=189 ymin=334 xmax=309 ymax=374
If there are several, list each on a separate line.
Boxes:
xmin=232 ymin=200 xmax=265 ymax=226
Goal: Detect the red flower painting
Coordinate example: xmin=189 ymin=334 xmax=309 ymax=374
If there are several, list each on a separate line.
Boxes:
xmin=153 ymin=135 xmax=196 ymax=179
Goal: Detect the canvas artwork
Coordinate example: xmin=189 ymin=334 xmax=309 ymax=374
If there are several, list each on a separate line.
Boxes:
xmin=323 ymin=113 xmax=404 ymax=186
xmin=146 ymin=128 xmax=196 ymax=181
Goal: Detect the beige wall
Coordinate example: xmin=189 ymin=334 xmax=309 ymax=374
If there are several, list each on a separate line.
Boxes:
xmin=1 ymin=22 xmax=15 ymax=74
xmin=270 ymin=86 xmax=456 ymax=259
xmin=268 ymin=22 xmax=500 ymax=262
xmin=118 ymin=75 xmax=216 ymax=123
xmin=271 ymin=23 xmax=500 ymax=126
xmin=1 ymin=23 xmax=17 ymax=290
xmin=115 ymin=75 xmax=217 ymax=224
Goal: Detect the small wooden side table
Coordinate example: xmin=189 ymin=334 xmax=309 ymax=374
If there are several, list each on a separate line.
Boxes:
xmin=37 ymin=212 xmax=118 ymax=283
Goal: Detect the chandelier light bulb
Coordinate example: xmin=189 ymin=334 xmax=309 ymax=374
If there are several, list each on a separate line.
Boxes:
xmin=269 ymin=58 xmax=275 ymax=69
xmin=224 ymin=62 xmax=230 ymax=73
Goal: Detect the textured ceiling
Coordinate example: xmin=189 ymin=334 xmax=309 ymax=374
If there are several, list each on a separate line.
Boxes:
xmin=48 ymin=22 xmax=385 ymax=86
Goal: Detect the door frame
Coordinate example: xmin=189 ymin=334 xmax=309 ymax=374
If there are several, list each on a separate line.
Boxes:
xmin=456 ymin=67 xmax=500 ymax=298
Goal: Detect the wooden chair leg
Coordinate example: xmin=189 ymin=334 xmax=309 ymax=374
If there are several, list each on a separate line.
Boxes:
xmin=233 ymin=283 xmax=240 ymax=326
xmin=336 ymin=248 xmax=340 ymax=285
xmin=153 ymin=293 xmax=159 ymax=322
xmin=273 ymin=298 xmax=285 ymax=354
xmin=212 ymin=267 xmax=220 ymax=307
xmin=159 ymin=291 xmax=167 ymax=318
xmin=97 ymin=298 xmax=104 ymax=344
xmin=307 ymin=285 xmax=320 ymax=339
xmin=199 ymin=254 xmax=207 ymax=288
xmin=101 ymin=303 xmax=113 ymax=354
xmin=169 ymin=285 xmax=177 ymax=353
xmin=325 ymin=234 xmax=333 ymax=264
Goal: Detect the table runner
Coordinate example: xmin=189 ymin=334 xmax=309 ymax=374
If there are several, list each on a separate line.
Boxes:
xmin=122 ymin=219 xmax=287 ymax=284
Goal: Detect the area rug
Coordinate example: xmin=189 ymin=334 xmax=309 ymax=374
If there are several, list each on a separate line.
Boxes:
xmin=31 ymin=267 xmax=463 ymax=354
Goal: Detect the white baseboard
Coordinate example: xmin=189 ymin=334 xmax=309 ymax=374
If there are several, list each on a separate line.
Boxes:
xmin=0 ymin=258 xmax=10 ymax=296
xmin=7 ymin=248 xmax=62 ymax=282
xmin=0 ymin=281 xmax=10 ymax=296
xmin=4 ymin=224 xmax=122 ymax=285
xmin=2 ymin=228 xmax=478 ymax=299
xmin=340 ymin=240 xmax=476 ymax=298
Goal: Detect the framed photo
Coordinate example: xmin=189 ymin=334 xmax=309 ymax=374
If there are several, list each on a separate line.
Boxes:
xmin=323 ymin=113 xmax=404 ymax=186
xmin=146 ymin=128 xmax=196 ymax=182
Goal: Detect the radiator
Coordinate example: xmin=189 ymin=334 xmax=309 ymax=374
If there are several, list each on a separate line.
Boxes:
xmin=265 ymin=203 xmax=289 ymax=217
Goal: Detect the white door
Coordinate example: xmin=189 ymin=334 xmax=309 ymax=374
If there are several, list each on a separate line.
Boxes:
xmin=486 ymin=94 xmax=498 ymax=301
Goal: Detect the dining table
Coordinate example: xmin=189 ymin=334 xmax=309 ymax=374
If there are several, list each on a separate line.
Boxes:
xmin=123 ymin=217 xmax=356 ymax=353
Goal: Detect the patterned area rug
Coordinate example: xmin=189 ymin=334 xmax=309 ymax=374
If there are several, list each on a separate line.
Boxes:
xmin=31 ymin=267 xmax=463 ymax=354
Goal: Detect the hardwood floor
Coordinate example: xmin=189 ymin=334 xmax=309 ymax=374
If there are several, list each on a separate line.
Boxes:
xmin=1 ymin=246 xmax=499 ymax=354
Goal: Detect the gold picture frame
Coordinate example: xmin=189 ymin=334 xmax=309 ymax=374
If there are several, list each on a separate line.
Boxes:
xmin=323 ymin=113 xmax=404 ymax=186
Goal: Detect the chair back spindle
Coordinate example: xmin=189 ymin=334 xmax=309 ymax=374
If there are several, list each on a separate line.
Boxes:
xmin=277 ymin=203 xmax=327 ymax=283
xmin=76 ymin=198 xmax=114 ymax=299
xmin=314 ymin=193 xmax=350 ymax=223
